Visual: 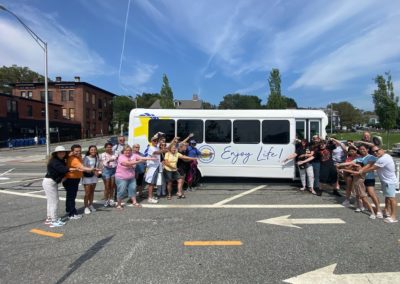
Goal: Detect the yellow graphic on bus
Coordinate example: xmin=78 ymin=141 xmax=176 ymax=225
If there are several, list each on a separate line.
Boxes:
xmin=133 ymin=115 xmax=172 ymax=140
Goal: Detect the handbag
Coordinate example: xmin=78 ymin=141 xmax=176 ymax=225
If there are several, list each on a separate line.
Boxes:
xmin=83 ymin=171 xmax=94 ymax=178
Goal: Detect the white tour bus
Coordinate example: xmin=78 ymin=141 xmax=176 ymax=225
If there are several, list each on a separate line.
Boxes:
xmin=128 ymin=108 xmax=328 ymax=179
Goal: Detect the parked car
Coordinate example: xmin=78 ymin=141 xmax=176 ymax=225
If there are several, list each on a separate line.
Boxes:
xmin=391 ymin=143 xmax=400 ymax=156
xmin=107 ymin=136 xmax=118 ymax=146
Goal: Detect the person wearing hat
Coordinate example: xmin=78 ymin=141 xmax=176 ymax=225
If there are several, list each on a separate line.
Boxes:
xmin=43 ymin=146 xmax=76 ymax=227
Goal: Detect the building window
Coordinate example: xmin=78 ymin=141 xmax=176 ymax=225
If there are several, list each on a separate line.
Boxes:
xmin=27 ymin=105 xmax=33 ymax=117
xmin=69 ymin=108 xmax=75 ymax=119
xmin=69 ymin=90 xmax=74 ymax=101
xmin=28 ymin=91 xmax=32 ymax=99
xmin=98 ymin=112 xmax=102 ymax=121
xmin=40 ymin=91 xmax=53 ymax=102
xmin=7 ymin=100 xmax=17 ymax=113
xmin=41 ymin=108 xmax=45 ymax=117
xmin=54 ymin=109 xmax=59 ymax=119
xmin=86 ymin=92 xmax=89 ymax=103
xmin=92 ymin=94 xmax=95 ymax=105
xmin=62 ymin=108 xmax=68 ymax=118
xmin=98 ymin=98 xmax=102 ymax=109
xmin=86 ymin=108 xmax=90 ymax=120
xmin=61 ymin=90 xmax=67 ymax=101
xmin=20 ymin=91 xmax=27 ymax=98
xmin=92 ymin=110 xmax=96 ymax=119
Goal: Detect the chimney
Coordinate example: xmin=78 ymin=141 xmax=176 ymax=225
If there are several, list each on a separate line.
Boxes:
xmin=74 ymin=76 xmax=80 ymax=82
xmin=56 ymin=76 xmax=62 ymax=82
xmin=192 ymin=93 xmax=199 ymax=101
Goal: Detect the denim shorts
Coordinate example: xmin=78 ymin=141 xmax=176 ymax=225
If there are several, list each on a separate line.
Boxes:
xmin=164 ymin=170 xmax=181 ymax=182
xmin=382 ymin=183 xmax=397 ymax=198
xmin=102 ymin=167 xmax=116 ymax=179
xmin=115 ymin=178 xmax=136 ymax=199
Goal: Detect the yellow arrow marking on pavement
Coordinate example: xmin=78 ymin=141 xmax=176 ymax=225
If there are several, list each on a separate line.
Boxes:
xmin=184 ymin=241 xmax=242 ymax=246
xmin=30 ymin=229 xmax=63 ymax=238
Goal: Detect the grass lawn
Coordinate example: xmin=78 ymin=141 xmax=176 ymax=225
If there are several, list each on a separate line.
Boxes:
xmin=328 ymin=131 xmax=400 ymax=150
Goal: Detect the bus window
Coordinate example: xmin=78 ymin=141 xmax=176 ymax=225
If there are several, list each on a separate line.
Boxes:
xmin=233 ymin=120 xmax=260 ymax=144
xmin=148 ymin=119 xmax=175 ymax=141
xmin=309 ymin=120 xmax=320 ymax=138
xmin=262 ymin=120 xmax=290 ymax=144
xmin=205 ymin=120 xmax=231 ymax=143
xmin=177 ymin=119 xmax=204 ymax=143
xmin=296 ymin=120 xmax=306 ymax=140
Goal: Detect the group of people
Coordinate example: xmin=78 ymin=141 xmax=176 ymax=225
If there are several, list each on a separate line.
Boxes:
xmin=42 ymin=133 xmax=208 ymax=228
xmin=284 ymin=131 xmax=398 ymax=223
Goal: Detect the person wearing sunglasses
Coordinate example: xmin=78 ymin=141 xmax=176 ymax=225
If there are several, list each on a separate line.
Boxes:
xmin=360 ymin=147 xmax=398 ymax=223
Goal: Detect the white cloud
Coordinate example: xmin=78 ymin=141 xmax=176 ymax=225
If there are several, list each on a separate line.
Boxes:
xmin=204 ymin=71 xmax=216 ymax=79
xmin=234 ymin=81 xmax=266 ymax=94
xmin=0 ymin=5 xmax=109 ymax=79
xmin=289 ymin=14 xmax=400 ymax=91
xmin=119 ymin=61 xmax=158 ymax=92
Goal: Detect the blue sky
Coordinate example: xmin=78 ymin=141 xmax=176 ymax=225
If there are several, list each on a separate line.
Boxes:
xmin=1 ymin=0 xmax=400 ymax=110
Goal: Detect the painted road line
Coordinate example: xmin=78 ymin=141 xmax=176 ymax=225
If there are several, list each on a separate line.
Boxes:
xmin=0 ymin=177 xmax=43 ymax=185
xmin=0 ymin=177 xmax=10 ymax=180
xmin=213 ymin=185 xmax=266 ymax=206
xmin=25 ymin=189 xmax=45 ymax=194
xmin=184 ymin=241 xmax=242 ymax=246
xmin=1 ymin=190 xmax=400 ymax=208
xmin=283 ymin=263 xmax=400 ymax=283
xmin=30 ymin=229 xmax=63 ymax=238
xmin=0 ymin=168 xmax=14 ymax=176
xmin=257 ymin=215 xmax=345 ymax=229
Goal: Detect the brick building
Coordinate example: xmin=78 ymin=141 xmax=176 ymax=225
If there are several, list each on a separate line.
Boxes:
xmin=11 ymin=76 xmax=116 ymax=139
xmin=0 ymin=92 xmax=81 ymax=146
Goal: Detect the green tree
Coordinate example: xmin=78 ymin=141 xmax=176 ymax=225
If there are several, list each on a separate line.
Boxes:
xmin=372 ymin=72 xmax=398 ymax=148
xmin=202 ymin=101 xmax=217 ymax=109
xmin=266 ymin=68 xmax=286 ymax=109
xmin=160 ymin=74 xmax=175 ymax=109
xmin=218 ymin=94 xmax=262 ymax=109
xmin=136 ymin=93 xmax=160 ymax=108
xmin=0 ymin=65 xmax=46 ymax=93
xmin=330 ymin=101 xmax=363 ymax=128
xmin=112 ymin=95 xmax=135 ymax=133
xmin=283 ymin=96 xmax=297 ymax=108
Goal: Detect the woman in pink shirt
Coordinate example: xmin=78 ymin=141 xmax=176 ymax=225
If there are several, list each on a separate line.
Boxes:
xmin=115 ymin=145 xmax=154 ymax=209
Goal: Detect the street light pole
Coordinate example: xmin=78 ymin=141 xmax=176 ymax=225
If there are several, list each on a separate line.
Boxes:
xmin=0 ymin=4 xmax=50 ymax=157
xmin=330 ymin=103 xmax=333 ymax=134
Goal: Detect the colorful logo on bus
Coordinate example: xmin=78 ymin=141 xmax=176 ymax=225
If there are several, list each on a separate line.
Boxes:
xmin=198 ymin=145 xmax=215 ymax=164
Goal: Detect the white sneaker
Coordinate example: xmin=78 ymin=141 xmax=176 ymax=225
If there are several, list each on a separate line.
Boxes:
xmin=342 ymin=200 xmax=350 ymax=207
xmin=354 ymin=207 xmax=365 ymax=213
xmin=89 ymin=205 xmax=96 ymax=212
xmin=68 ymin=214 xmax=82 ymax=220
xmin=148 ymin=197 xmax=158 ymax=204
xmin=369 ymin=214 xmax=376 ymax=220
xmin=49 ymin=220 xmax=65 ymax=227
xmin=84 ymin=207 xmax=91 ymax=214
xmin=44 ymin=217 xmax=52 ymax=225
xmin=376 ymin=212 xmax=384 ymax=219
xmin=104 ymin=200 xmax=109 ymax=207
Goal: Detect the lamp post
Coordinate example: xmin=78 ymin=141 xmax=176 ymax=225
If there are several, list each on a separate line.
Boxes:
xmin=0 ymin=4 xmax=50 ymax=157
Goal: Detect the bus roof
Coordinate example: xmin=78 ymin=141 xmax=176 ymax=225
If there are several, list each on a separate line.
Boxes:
xmin=131 ymin=108 xmax=327 ymax=119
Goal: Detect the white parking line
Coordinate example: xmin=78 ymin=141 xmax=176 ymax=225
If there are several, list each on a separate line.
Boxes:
xmin=0 ymin=168 xmax=14 ymax=176
xmin=213 ymin=185 xmax=266 ymax=206
xmin=0 ymin=178 xmax=43 ymax=185
xmin=25 ymin=189 xmax=45 ymax=194
xmin=1 ymin=189 xmax=399 ymax=209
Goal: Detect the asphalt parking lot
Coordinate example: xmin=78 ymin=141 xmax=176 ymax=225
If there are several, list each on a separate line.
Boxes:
xmin=1 ymin=159 xmax=399 ymax=284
